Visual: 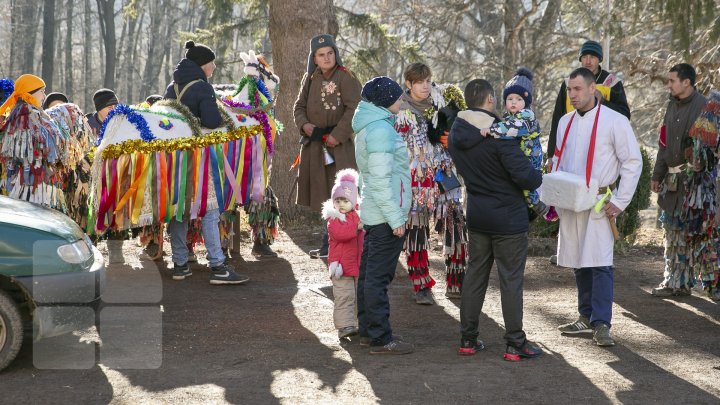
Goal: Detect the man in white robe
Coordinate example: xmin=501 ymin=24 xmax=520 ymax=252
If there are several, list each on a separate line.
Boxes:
xmin=550 ymin=68 xmax=642 ymax=347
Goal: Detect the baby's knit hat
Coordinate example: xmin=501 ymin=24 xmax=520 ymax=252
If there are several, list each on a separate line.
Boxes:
xmin=331 ymin=168 xmax=360 ymax=209
xmin=503 ymin=67 xmax=533 ymax=107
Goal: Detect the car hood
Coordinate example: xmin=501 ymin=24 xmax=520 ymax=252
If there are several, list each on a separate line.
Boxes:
xmin=0 ymin=196 xmax=85 ymax=242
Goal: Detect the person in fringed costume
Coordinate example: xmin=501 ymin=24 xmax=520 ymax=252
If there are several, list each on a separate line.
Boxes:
xmin=45 ymin=98 xmax=96 ymax=231
xmin=220 ymin=50 xmax=281 ymax=259
xmin=683 ymin=90 xmax=720 ymax=301
xmin=0 ymin=75 xmax=85 ymax=214
xmin=394 ymin=62 xmax=468 ymax=304
xmin=0 ymin=78 xmax=14 ymax=196
xmin=651 ymin=64 xmax=708 ymax=297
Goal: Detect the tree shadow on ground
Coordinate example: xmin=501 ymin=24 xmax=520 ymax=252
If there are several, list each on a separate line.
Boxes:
xmin=95 ymin=233 xmax=358 ymax=404
xmin=339 ymin=255 xmax=612 ymax=404
xmin=613 ymin=285 xmax=720 ymax=357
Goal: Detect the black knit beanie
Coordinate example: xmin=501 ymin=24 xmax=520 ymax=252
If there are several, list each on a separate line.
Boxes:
xmin=145 ymin=94 xmax=163 ymax=105
xmin=579 ymin=40 xmax=603 ymax=62
xmin=185 ymin=40 xmax=216 ymax=67
xmin=93 ymin=88 xmax=119 ymax=112
xmin=42 ymin=92 xmax=69 ymax=109
xmin=361 ymin=76 xmax=403 ymax=108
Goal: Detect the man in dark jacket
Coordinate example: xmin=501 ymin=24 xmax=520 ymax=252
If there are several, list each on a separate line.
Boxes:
xmin=448 ymin=79 xmax=543 ymax=361
xmin=164 ymin=40 xmax=222 ymax=129
xmin=651 ymin=63 xmax=707 ymax=297
xmin=164 ymin=41 xmax=249 ymax=286
xmin=547 ymin=40 xmax=631 ymax=161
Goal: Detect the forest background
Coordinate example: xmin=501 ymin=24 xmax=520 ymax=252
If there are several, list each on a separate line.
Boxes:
xmin=1 ymin=0 xmax=719 ymax=221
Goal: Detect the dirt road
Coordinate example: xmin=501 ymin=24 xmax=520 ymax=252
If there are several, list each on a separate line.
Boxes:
xmin=0 ymin=222 xmax=718 ymax=404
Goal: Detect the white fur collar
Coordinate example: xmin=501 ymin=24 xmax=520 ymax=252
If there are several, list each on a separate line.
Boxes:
xmin=457 ymin=109 xmax=496 ymax=130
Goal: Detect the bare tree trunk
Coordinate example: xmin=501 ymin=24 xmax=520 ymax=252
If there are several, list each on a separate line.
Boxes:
xmin=97 ymin=0 xmax=116 ymax=89
xmin=84 ymin=0 xmax=93 ymax=110
xmin=268 ymin=0 xmax=338 ymax=219
xmin=139 ymin=0 xmax=165 ymax=97
xmin=42 ymin=0 xmax=56 ymax=90
xmin=65 ymin=0 xmax=75 ymax=100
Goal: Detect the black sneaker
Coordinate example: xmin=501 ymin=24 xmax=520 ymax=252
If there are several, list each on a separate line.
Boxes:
xmin=503 ymin=340 xmax=543 ymax=361
xmin=209 ymin=262 xmax=249 ymax=285
xmin=593 ymin=324 xmax=616 ymax=347
xmin=252 ymin=241 xmax=279 ymax=258
xmin=359 ymin=334 xmax=403 ymax=347
xmin=369 ymin=339 xmax=414 ymax=355
xmin=458 ymin=338 xmax=486 ymax=356
xmin=172 ymin=262 xmax=192 ymax=280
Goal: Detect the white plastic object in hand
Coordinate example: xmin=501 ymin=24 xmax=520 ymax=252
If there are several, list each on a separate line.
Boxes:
xmin=540 ymin=171 xmax=599 ymax=212
xmin=329 ymin=261 xmax=343 ymax=279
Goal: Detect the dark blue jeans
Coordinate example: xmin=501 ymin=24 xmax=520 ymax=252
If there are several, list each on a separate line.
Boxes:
xmin=357 ymin=223 xmax=405 ymax=346
xmin=574 ymin=266 xmax=614 ymax=327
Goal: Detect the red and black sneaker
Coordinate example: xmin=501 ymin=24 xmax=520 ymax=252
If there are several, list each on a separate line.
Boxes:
xmin=458 ymin=338 xmax=486 ymax=356
xmin=503 ymin=340 xmax=543 ymax=361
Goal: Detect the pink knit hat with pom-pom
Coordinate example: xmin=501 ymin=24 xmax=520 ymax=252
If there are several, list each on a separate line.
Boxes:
xmin=331 ymin=168 xmax=360 ymax=209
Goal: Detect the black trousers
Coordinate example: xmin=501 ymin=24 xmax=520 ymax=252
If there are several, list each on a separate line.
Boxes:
xmin=357 ymin=223 xmax=405 ymax=346
xmin=460 ymin=230 xmax=528 ymax=347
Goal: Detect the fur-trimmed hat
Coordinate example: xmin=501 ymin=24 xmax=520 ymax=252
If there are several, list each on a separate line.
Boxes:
xmin=331 ymin=168 xmax=360 ymax=209
xmin=306 ymin=34 xmax=343 ymax=74
xmin=43 ymin=92 xmax=69 ymax=110
xmin=93 ymin=88 xmax=119 ymax=112
xmin=185 ymin=40 xmax=216 ymax=67
xmin=579 ymin=40 xmax=603 ymax=62
xmin=502 ymin=67 xmax=533 ymax=107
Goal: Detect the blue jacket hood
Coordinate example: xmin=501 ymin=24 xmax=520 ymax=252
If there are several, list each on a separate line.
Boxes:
xmin=173 ymin=59 xmax=209 ymax=85
xmin=352 ymin=101 xmax=395 ymax=133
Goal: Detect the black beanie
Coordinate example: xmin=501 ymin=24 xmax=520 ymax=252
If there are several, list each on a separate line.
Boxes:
xmin=579 ymin=40 xmax=603 ymax=62
xmin=145 ymin=94 xmax=163 ymax=105
xmin=42 ymin=92 xmax=69 ymax=109
xmin=93 ymin=88 xmax=119 ymax=112
xmin=361 ymin=76 xmax=403 ymax=108
xmin=185 ymin=40 xmax=216 ymax=67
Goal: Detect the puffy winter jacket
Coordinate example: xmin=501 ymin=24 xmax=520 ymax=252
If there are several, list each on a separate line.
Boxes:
xmin=323 ymin=201 xmax=364 ymax=277
xmin=352 ymin=101 xmax=411 ymax=229
xmin=164 ymin=59 xmax=222 ymax=129
xmin=448 ymin=108 xmax=542 ymax=234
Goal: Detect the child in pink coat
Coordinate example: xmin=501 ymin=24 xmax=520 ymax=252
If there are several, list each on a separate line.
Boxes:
xmin=322 ymin=168 xmax=365 ymax=339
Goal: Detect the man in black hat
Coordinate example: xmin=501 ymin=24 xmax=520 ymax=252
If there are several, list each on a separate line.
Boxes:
xmin=164 ymin=40 xmax=222 ymax=129
xmin=164 ymin=40 xmax=249 ymax=286
xmin=547 ymin=40 xmax=631 ymax=164
xmin=86 ymin=88 xmax=120 ymax=138
xmin=293 ymin=33 xmax=362 ymax=258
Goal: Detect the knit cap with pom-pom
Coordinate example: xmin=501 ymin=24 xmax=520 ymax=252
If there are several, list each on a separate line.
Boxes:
xmin=503 ymin=67 xmax=533 ymax=107
xmin=184 ymin=40 xmax=216 ymax=67
xmin=331 ymin=168 xmax=360 ymax=209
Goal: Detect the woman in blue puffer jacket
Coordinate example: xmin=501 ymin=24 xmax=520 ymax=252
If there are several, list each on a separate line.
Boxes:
xmin=352 ymin=76 xmax=413 ymax=355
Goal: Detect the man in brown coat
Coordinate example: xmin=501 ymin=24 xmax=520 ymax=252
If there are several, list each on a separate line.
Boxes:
xmin=651 ymin=63 xmax=707 ymax=297
xmin=294 ymin=34 xmax=362 ymax=257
